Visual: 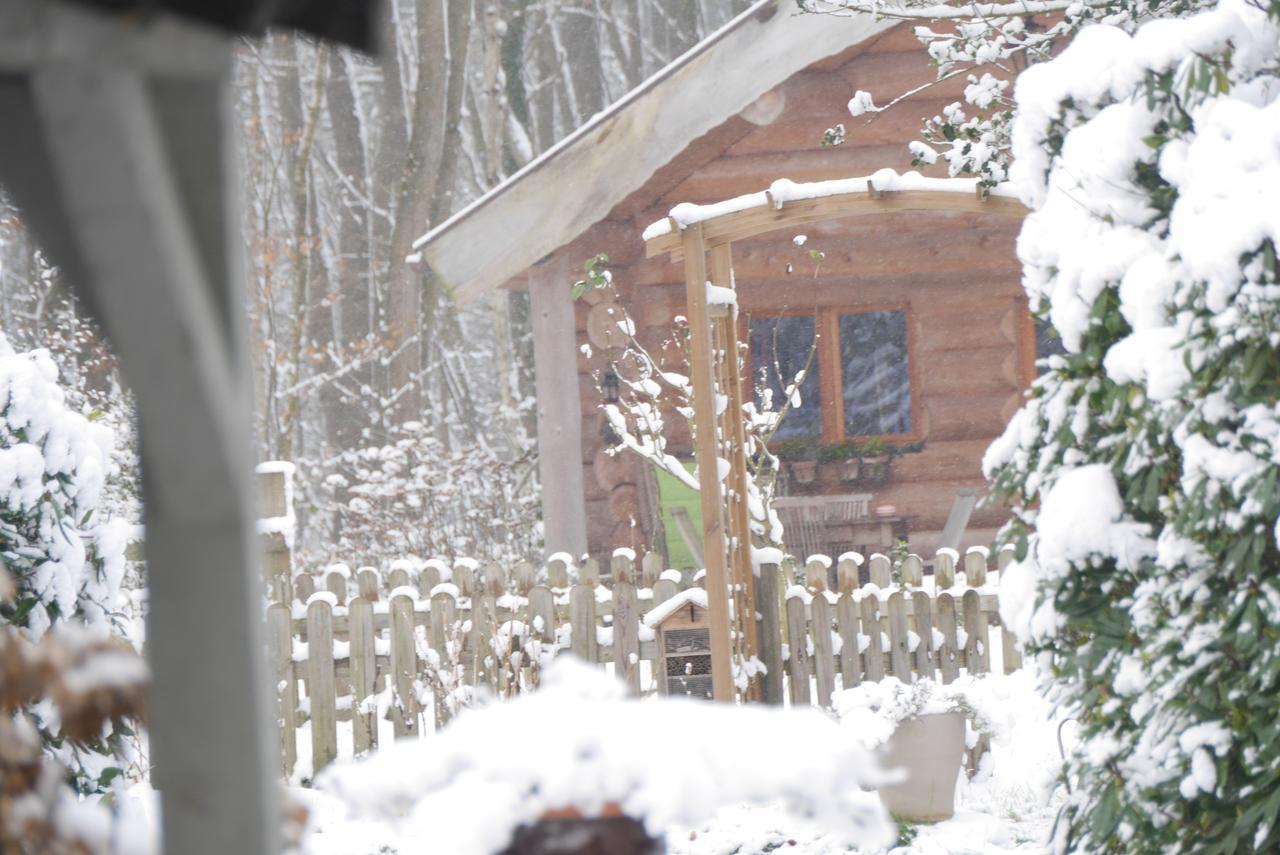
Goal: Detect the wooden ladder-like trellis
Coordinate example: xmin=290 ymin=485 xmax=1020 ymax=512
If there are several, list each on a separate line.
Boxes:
xmin=645 ymin=178 xmax=1028 ymax=702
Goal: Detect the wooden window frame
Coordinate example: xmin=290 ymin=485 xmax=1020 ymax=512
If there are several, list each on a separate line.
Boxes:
xmin=745 ymin=303 xmax=922 ymax=446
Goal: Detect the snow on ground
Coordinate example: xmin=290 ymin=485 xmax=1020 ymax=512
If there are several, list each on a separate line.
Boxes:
xmin=298 ymin=665 xmax=1065 ymax=854
xmin=666 ymin=668 xmax=1065 ymax=855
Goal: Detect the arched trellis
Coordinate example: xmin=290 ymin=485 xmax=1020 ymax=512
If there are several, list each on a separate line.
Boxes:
xmin=642 ymin=174 xmax=1029 ymax=702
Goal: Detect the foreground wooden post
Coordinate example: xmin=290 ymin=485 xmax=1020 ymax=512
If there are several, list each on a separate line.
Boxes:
xmin=680 ymin=222 xmax=734 ymax=702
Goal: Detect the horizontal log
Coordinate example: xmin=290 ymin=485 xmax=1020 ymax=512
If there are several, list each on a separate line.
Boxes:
xmin=924 ymin=392 xmax=1022 ymax=442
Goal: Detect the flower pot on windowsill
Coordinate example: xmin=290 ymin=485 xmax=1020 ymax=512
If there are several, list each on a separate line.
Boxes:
xmin=789 ymin=460 xmax=818 ymax=484
xmin=876 ymin=711 xmax=966 ymax=823
xmin=861 ymin=455 xmax=891 ymax=483
xmin=501 ymin=803 xmax=664 ymax=855
xmin=836 ymin=459 xmax=862 ymax=482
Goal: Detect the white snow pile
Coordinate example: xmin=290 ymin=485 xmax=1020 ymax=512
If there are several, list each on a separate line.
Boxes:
xmin=306 ymin=659 xmax=894 ymax=854
xmin=0 ymin=333 xmax=128 ymax=637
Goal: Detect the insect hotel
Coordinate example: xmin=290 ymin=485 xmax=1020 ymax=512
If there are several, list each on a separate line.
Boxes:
xmin=645 ymin=589 xmax=714 ymax=699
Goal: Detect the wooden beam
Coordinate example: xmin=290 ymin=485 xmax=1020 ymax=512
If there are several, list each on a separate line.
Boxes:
xmin=0 ymin=26 xmax=278 ymax=854
xmin=528 ymin=255 xmax=589 ymax=558
xmin=646 ymin=188 xmax=1030 ymax=260
xmin=682 ymin=223 xmax=734 ymax=702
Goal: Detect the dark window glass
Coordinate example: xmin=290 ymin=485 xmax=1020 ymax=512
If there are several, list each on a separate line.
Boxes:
xmin=1035 ymin=316 xmax=1065 ymax=372
xmin=839 ymin=310 xmax=911 ymax=436
xmin=748 ymin=316 xmax=821 ymax=440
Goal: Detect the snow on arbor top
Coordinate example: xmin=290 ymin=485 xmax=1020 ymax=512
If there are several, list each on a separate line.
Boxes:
xmin=641 ymin=587 xmax=708 ymax=628
xmin=641 ymin=168 xmax=1020 ymax=241
xmin=315 ymin=659 xmax=892 ymax=854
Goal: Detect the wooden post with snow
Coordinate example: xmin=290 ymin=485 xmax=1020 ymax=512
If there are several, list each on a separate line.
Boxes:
xmin=680 ymin=222 xmax=736 ymax=703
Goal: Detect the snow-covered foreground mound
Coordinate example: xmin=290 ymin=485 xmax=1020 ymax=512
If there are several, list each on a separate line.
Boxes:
xmin=669 ymin=668 xmax=1066 ymax=854
xmin=299 ymin=660 xmax=896 ymax=854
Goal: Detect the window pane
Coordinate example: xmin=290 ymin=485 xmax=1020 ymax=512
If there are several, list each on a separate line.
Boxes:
xmin=839 ymin=310 xmax=911 ymax=436
xmin=748 ymin=316 xmax=821 ymax=440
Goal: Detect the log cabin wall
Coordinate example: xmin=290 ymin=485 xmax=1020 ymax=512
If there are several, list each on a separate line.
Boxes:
xmin=555 ymin=24 xmax=1030 ymax=560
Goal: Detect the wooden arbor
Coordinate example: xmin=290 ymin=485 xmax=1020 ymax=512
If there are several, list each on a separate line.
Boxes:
xmin=642 ymin=175 xmax=1029 ymax=702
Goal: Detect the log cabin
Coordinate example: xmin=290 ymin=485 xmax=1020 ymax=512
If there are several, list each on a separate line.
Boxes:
xmin=409 ymin=0 xmax=1045 ymax=567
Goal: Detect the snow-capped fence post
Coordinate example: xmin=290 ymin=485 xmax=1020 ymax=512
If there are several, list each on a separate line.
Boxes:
xmin=997 ymin=548 xmax=1021 ymax=674
xmin=837 ymin=555 xmax=861 ymax=594
xmin=259 ymin=465 xmax=294 ymax=604
xmin=757 ymin=561 xmax=785 ymax=705
xmin=307 ymin=599 xmax=338 ymax=773
xmin=887 ymin=592 xmax=912 ymax=682
xmin=389 ymin=593 xmax=419 ymax=738
xmin=513 ymin=560 xmax=537 ymax=595
xmin=420 ymin=560 xmax=444 ymax=596
xmin=964 ymin=548 xmax=988 ymax=587
xmin=454 ymin=562 xmax=476 ymax=597
xmin=613 ymin=579 xmax=642 ymax=695
xmin=295 ymin=574 xmax=316 ymax=607
xmin=547 ymin=554 xmax=570 ymax=589
xmin=934 ymin=550 xmax=956 ymax=588
xmin=349 ymin=596 xmax=377 ymax=755
xmin=611 ymin=550 xmax=636 ymax=584
xmin=811 ymin=593 xmax=837 ymax=708
xmin=580 ymin=558 xmax=600 ymax=587
xmin=936 ymin=594 xmax=961 ymax=684
xmin=837 ymin=593 xmax=861 ymax=689
xmin=805 ymin=558 xmax=828 ymax=592
xmin=641 ymin=553 xmax=663 ymax=588
xmin=912 ymin=591 xmax=935 ymax=679
xmin=266 ymin=603 xmax=297 ymax=777
xmin=652 ymin=575 xmax=678 ymax=610
xmin=387 ymin=565 xmax=411 ymax=592
xmin=785 ymin=593 xmax=811 ymax=706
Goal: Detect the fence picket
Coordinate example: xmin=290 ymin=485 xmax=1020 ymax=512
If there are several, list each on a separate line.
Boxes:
xmin=295 ymin=574 xmax=316 ymax=604
xmin=836 ymin=594 xmax=861 ymax=689
xmin=836 ymin=555 xmax=862 ymax=594
xmin=389 ymin=594 xmax=419 ymax=738
xmin=429 ymin=591 xmax=457 ymax=729
xmin=614 ymin=581 xmax=641 ymax=695
xmin=641 ymin=553 xmax=663 ymax=588
xmin=757 ymin=563 xmax=785 ymax=705
xmin=805 ymin=558 xmax=829 ymax=592
xmin=900 ymin=554 xmax=923 ymax=587
xmin=453 ymin=564 xmax=475 ymax=598
xmin=307 ymin=600 xmax=338 ymax=772
xmin=356 ymin=568 xmax=379 ymax=602
xmin=473 ymin=592 xmax=497 ymax=688
xmin=811 ymin=595 xmax=836 ymax=708
xmin=651 ymin=578 xmax=678 ymax=609
xmin=785 ymin=595 xmax=811 ymax=706
xmin=547 ymin=555 xmax=570 ymax=588
xmin=569 ymin=585 xmax=597 ymax=662
xmin=964 ymin=549 xmax=988 ymax=587
xmin=936 ymin=593 xmax=961 ymax=684
xmin=324 ymin=570 xmax=347 ymax=606
xmin=612 ymin=552 xmax=636 ymax=585
xmin=868 ymin=554 xmax=891 ymax=588
xmin=267 ymin=604 xmax=296 ymax=777
xmin=387 ymin=566 xmax=410 ymax=593
xmin=963 ymin=589 xmax=989 ymax=675
xmin=512 ymin=560 xmax=536 ymax=595
xmin=528 ymin=585 xmax=555 ymax=644
xmin=349 ymin=597 xmax=376 ymax=755
xmin=860 ymin=596 xmax=885 ymax=682
xmin=887 ymin=592 xmax=912 ymax=682
xmin=911 ymin=590 xmax=934 ymax=679
xmin=419 ymin=562 xmax=443 ymax=596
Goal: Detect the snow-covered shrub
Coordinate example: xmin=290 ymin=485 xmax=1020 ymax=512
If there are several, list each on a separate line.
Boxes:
xmin=0 ymin=332 xmax=129 ymax=638
xmin=983 ymin=2 xmax=1280 ymax=850
xmin=835 ymin=675 xmax=1011 ymax=752
xmin=0 ymin=333 xmax=139 ymax=794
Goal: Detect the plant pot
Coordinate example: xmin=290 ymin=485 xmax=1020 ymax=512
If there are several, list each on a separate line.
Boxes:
xmin=876 ymin=711 xmax=965 ymax=822
xmin=862 ymin=456 xmax=891 ymax=483
xmin=837 ymin=459 xmax=862 ymax=481
xmin=789 ymin=460 xmax=818 ymax=484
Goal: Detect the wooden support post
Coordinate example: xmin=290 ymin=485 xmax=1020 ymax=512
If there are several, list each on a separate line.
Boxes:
xmin=681 ymin=223 xmax=734 ymax=702
xmin=528 ymin=254 xmax=588 ymax=558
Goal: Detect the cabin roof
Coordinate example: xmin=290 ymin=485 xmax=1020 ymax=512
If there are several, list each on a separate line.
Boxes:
xmin=407 ymin=0 xmax=893 ymax=303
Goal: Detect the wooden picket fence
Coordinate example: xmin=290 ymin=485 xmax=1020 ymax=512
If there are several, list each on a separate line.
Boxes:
xmin=268 ymin=547 xmax=1020 ymax=778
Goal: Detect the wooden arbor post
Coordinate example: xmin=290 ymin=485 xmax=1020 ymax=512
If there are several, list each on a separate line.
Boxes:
xmin=652 ymin=176 xmax=1029 ymax=705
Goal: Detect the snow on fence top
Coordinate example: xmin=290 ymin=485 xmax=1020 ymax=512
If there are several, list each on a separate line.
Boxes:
xmin=642 ymin=168 xmax=1025 ymax=243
